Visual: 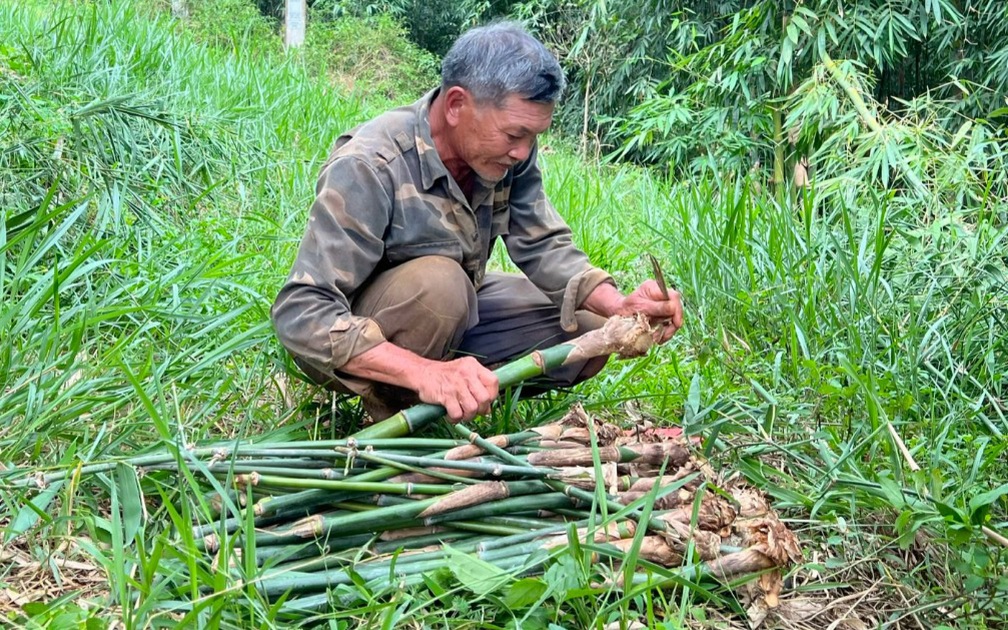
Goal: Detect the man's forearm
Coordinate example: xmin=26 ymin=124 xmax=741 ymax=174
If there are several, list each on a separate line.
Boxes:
xmin=341 ymin=341 xmax=436 ymax=393
xmin=342 ymin=341 xmax=499 ymax=422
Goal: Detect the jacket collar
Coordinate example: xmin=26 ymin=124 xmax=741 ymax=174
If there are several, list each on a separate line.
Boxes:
xmin=415 ymin=88 xmax=448 ymax=192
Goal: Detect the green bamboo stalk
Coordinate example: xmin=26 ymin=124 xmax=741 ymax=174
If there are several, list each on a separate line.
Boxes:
xmin=345 ymin=450 xmax=549 ymax=479
xmin=3 ymin=438 xmax=467 ymax=488
xmin=202 ymin=466 xmax=348 ymax=480
xmin=372 ymin=530 xmax=477 ymax=554
xmin=216 ymin=438 xmax=465 ymax=450
xmin=281 ymin=517 xmax=586 ymax=578
xmin=475 ymin=523 xmax=573 ymax=552
xmin=235 ymin=474 xmax=459 ymax=496
xmin=257 ymin=540 xmax=548 ymax=598
xmin=444 ymin=521 xmax=526 ymax=536
xmin=247 ymin=496 xmax=440 ymax=547
xmin=334 ymin=449 xmax=478 ymax=485
xmin=279 ymin=542 xmax=761 ymax=614
xmin=247 ymin=479 xmax=571 ymax=549
xmin=249 ymin=488 xmax=336 ymax=517
xmin=204 ymin=458 xmax=336 ymax=469
xmin=474 ymin=515 xmax=561 ymax=531
xmin=192 ymin=511 xmax=296 ymax=540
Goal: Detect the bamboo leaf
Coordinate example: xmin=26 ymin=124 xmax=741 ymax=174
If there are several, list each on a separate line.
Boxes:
xmin=114 ymin=462 xmax=144 ymax=544
xmin=5 ymin=481 xmax=64 ymax=543
xmin=443 ymin=545 xmax=511 ymax=597
xmin=503 ymin=577 xmax=547 ymax=608
xmin=969 ymin=483 xmax=1008 ymax=526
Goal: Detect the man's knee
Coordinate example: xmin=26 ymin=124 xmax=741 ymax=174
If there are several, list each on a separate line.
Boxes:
xmin=402 ymin=256 xmax=475 ymax=324
xmin=353 ymin=256 xmax=477 ymax=359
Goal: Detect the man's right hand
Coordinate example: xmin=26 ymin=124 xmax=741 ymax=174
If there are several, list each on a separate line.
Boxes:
xmin=415 ymin=357 xmax=499 ymax=422
xmin=342 ymin=342 xmax=499 ymax=423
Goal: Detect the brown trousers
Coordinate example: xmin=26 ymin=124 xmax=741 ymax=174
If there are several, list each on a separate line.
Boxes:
xmin=294 ymin=256 xmax=608 ymax=419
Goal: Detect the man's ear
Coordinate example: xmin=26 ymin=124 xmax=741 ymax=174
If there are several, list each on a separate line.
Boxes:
xmin=442 ymin=86 xmax=471 ymax=127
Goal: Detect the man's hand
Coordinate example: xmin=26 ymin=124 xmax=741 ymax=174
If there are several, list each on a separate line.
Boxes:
xmin=343 ymin=343 xmax=499 ymax=423
xmin=583 ymin=280 xmax=684 ymax=344
xmin=415 ymin=357 xmax=499 ymax=423
xmin=618 ymin=280 xmax=684 ymax=343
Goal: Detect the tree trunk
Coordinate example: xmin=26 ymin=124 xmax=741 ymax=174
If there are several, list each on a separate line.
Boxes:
xmin=284 ymin=0 xmax=306 ymax=49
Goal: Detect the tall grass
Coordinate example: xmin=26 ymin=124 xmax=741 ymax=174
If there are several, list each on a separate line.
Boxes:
xmin=1 ymin=0 xmax=1006 ymax=627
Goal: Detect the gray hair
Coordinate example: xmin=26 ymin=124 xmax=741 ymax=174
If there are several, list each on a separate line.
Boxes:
xmin=441 ymin=22 xmax=566 ymax=105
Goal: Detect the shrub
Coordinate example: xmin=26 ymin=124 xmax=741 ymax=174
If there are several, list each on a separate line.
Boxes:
xmin=302 ymin=12 xmax=439 ymax=101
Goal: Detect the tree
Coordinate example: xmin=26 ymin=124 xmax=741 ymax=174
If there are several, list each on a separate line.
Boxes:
xmin=284 ymin=0 xmax=305 ymax=48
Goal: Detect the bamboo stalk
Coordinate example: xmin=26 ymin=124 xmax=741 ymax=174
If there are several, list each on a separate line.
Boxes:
xmin=243 ymin=494 xmax=446 ymax=547
xmin=821 ymin=52 xmax=927 ymax=197
xmin=526 ymin=443 xmax=690 ymax=468
xmin=361 ymin=452 xmax=549 ymax=480
xmin=422 ymin=493 xmax=578 ymax=526
xmin=419 ymin=480 xmax=553 ymax=519
xmin=441 ymin=430 xmax=542 ymax=460
xmin=351 ymin=345 xmax=575 ymax=439
xmin=233 ymin=474 xmax=458 ymax=497
xmin=256 ymin=540 xmax=547 ymax=597
xmin=203 ymin=466 xmax=348 ymax=480
xmin=332 ymin=449 xmax=477 ymax=485
xmin=2 ymin=438 xmax=469 ymax=488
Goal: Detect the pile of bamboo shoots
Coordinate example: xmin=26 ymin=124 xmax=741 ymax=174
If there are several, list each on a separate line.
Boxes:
xmin=180 ymin=402 xmax=801 ymax=612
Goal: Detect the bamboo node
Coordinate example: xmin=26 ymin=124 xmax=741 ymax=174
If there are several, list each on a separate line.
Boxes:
xmin=202 ymin=534 xmax=219 ymax=553
xmin=210 ymin=448 xmax=228 ymax=465
xmin=235 ymin=472 xmax=260 ymax=489
xmin=530 ymin=350 xmax=545 ymax=369
xmin=344 ymin=437 xmax=359 ymax=474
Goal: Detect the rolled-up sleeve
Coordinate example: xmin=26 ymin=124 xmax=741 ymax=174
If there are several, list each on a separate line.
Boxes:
xmin=502 ymin=148 xmax=615 ymax=331
xmin=271 ymin=157 xmax=392 ymax=370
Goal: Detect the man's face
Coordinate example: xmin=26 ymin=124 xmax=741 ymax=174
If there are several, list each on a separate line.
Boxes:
xmin=455 ymin=93 xmax=555 ymax=182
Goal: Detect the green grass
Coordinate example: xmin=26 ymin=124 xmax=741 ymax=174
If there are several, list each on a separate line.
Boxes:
xmin=2 ymin=0 xmax=1007 ymax=627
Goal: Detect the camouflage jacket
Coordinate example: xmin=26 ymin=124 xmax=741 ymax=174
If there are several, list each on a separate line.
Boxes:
xmin=271 ymin=90 xmax=614 ymax=372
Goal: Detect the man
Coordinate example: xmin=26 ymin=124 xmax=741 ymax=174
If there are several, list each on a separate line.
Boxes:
xmin=272 ymin=22 xmax=683 ymax=423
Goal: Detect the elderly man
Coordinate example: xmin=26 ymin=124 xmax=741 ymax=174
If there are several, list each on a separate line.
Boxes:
xmin=272 ymin=22 xmax=683 ymax=423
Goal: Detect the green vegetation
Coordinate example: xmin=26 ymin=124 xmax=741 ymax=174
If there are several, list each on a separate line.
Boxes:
xmin=2 ymin=0 xmax=1006 ymax=627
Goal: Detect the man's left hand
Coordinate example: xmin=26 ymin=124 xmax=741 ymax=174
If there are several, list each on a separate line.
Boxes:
xmin=618 ymin=280 xmax=684 ymax=343
xmin=584 ymin=280 xmax=684 ymax=344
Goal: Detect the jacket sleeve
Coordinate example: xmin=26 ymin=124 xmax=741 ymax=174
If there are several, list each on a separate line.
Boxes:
xmin=502 ymin=148 xmax=615 ymax=331
xmin=271 ymin=156 xmax=392 ymax=371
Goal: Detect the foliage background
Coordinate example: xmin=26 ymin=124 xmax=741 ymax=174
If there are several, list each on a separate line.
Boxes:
xmin=1 ymin=0 xmax=1006 ymax=626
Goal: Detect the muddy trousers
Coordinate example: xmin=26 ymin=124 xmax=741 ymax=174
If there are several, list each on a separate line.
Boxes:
xmin=294 ymin=256 xmax=609 ymax=420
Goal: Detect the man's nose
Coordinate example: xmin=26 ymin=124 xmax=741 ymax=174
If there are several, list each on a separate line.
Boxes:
xmin=508 ymin=140 xmax=533 ymax=162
